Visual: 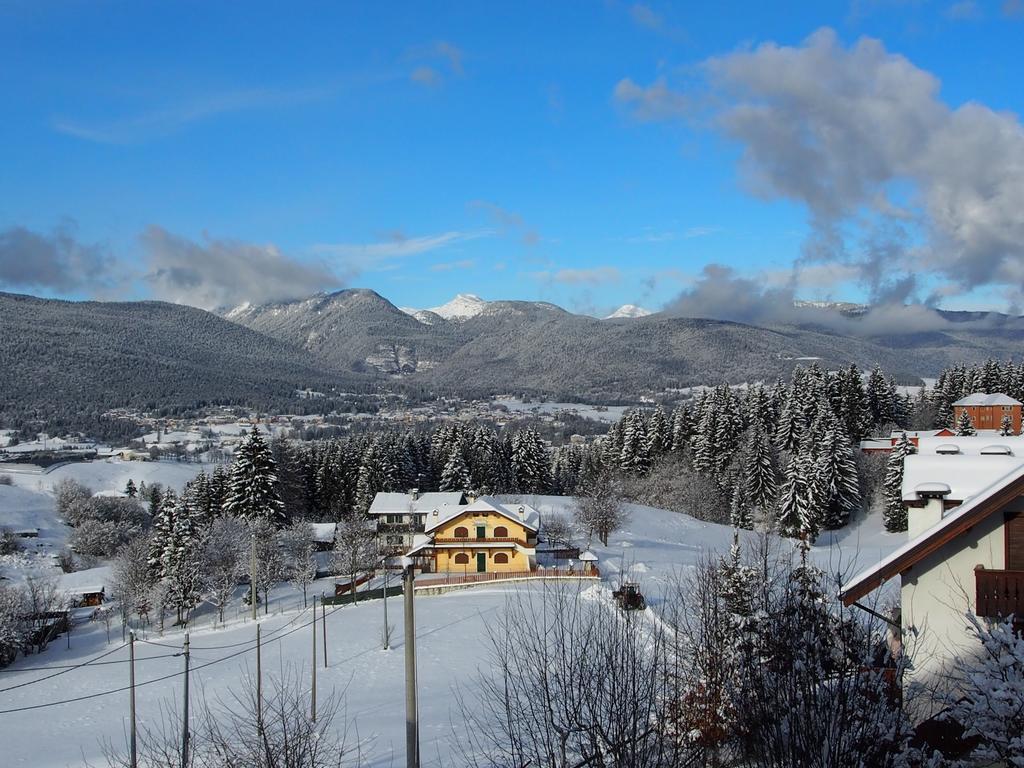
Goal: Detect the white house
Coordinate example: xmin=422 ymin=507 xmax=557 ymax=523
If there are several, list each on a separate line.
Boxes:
xmin=367 ymin=490 xmax=467 ymax=552
xmin=841 ymin=453 xmax=1024 ymax=695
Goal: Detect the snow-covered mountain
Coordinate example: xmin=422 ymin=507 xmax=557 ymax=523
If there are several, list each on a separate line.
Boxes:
xmin=402 ymin=293 xmax=489 ymax=321
xmin=605 ymin=304 xmax=653 ymax=319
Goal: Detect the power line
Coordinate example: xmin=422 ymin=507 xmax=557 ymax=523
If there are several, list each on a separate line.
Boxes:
xmin=0 ymin=641 xmax=127 ymax=694
xmin=0 ymin=600 xmax=345 ymax=714
xmin=0 ymin=652 xmax=179 ymax=673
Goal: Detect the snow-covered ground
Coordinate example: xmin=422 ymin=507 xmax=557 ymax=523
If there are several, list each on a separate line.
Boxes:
xmin=491 ymin=398 xmax=629 ymax=423
xmin=3 ymin=458 xmax=214 ymax=497
xmin=0 ymin=491 xmax=908 ymax=767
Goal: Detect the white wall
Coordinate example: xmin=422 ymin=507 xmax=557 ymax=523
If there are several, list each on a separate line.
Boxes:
xmin=900 ymin=498 xmax=1015 ymax=703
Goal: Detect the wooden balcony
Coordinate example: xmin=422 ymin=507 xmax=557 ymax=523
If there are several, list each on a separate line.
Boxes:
xmin=434 ymin=536 xmax=531 ymax=547
xmin=975 ymin=566 xmax=1024 ymax=618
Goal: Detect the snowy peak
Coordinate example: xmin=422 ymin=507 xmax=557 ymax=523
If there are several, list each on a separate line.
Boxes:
xmin=427 ymin=293 xmax=488 ymax=321
xmin=605 ymin=304 xmax=653 ymax=319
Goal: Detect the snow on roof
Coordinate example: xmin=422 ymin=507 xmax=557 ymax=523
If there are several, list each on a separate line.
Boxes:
xmin=915 ymin=435 xmax=1024 ymax=455
xmin=424 ymin=496 xmax=540 ymax=533
xmin=952 ymin=392 xmax=1022 ymax=407
xmin=367 ymin=492 xmax=467 ymax=515
xmin=842 ymin=461 xmax=1024 ymax=604
xmin=310 ymin=522 xmax=336 ymax=542
xmin=58 ymin=566 xmax=111 ymax=594
xmin=578 ymin=550 xmax=599 ymax=561
xmin=901 ymin=454 xmax=1024 ymax=502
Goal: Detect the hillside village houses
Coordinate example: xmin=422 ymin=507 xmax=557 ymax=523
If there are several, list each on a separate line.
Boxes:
xmin=840 ymin=430 xmax=1024 ymax=705
xmin=406 ymin=496 xmax=540 ymax=574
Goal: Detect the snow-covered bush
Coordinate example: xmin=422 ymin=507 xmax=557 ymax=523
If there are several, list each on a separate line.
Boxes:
xmin=0 ymin=582 xmax=25 ymax=666
xmin=67 ymin=518 xmax=124 ymax=558
xmin=944 ymin=614 xmax=1024 ymax=767
xmin=54 ymin=478 xmax=94 ymax=526
xmin=0 ymin=527 xmax=21 ymax=555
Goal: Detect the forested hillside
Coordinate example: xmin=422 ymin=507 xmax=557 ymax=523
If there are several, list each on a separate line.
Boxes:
xmin=227 ymin=289 xmax=1024 ymax=399
xmin=0 ymin=292 xmax=369 ymax=436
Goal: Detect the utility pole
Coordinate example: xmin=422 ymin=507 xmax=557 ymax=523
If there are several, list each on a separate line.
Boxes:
xmin=129 ymin=631 xmax=137 ymax=768
xmin=250 ymin=534 xmax=258 ymax=621
xmin=311 ymin=595 xmax=317 ymax=724
xmin=403 ymin=558 xmax=419 ymax=768
xmin=256 ymin=623 xmax=263 ymax=737
xmin=321 ymin=594 xmax=327 ymax=668
xmin=181 ymin=633 xmax=190 ymax=768
xmin=382 ymin=559 xmax=390 ymax=650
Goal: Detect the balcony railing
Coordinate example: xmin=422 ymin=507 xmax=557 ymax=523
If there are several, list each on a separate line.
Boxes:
xmin=434 ymin=536 xmax=532 ymax=547
xmin=975 ymin=566 xmax=1024 ymax=618
xmin=376 ymin=523 xmax=425 ymax=534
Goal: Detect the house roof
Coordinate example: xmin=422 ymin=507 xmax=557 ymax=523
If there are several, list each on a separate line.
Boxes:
xmin=310 ymin=522 xmax=337 ymax=542
xmin=953 ymin=392 xmax=1022 ymax=407
xmin=901 ymin=454 xmax=1024 ymax=502
xmin=423 ymin=496 xmax=540 ymax=533
xmin=840 ymin=462 xmax=1024 ymax=605
xmin=367 ymin=492 xmax=467 ymax=516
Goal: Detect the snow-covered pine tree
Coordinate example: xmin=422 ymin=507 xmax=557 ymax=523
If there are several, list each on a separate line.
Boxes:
xmin=163 ymin=501 xmax=201 ymax=625
xmin=776 ymin=447 xmax=822 ymax=540
xmin=224 ymin=427 xmax=285 ymax=525
xmin=730 ymin=483 xmax=753 ymax=530
xmin=741 ymin=420 xmax=777 ymax=517
xmin=124 ymin=479 xmax=137 ymax=498
xmin=646 ymin=406 xmax=669 ymax=459
xmin=866 ymin=365 xmax=894 ymax=428
xmin=814 ymin=418 xmax=861 ymax=530
xmin=775 ymin=388 xmax=803 ymax=453
xmin=440 ymin=446 xmax=472 ymax=492
xmin=619 ymin=410 xmax=652 ymax=475
xmin=956 ymin=409 xmax=976 ymax=436
xmin=882 ymin=433 xmax=914 ymax=532
xmin=148 ymin=489 xmax=177 ymax=578
xmin=511 ymin=429 xmax=551 ymax=493
xmin=669 ymin=405 xmax=694 ymax=451
xmin=999 ymin=412 xmax=1015 ymax=436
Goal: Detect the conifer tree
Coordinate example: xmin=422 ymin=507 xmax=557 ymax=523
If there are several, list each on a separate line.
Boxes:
xmin=956 ymin=409 xmax=976 ymax=436
xmin=124 ymin=479 xmax=137 ymax=498
xmin=440 ymin=446 xmax=472 ymax=492
xmin=776 ymin=448 xmax=822 ymax=541
xmin=669 ymin=406 xmax=694 ymax=451
xmin=511 ymin=429 xmax=551 ymax=493
xmin=883 ymin=433 xmax=914 ymax=532
xmin=814 ymin=415 xmax=861 ymax=530
xmin=148 ymin=489 xmax=177 ymax=577
xmin=619 ymin=410 xmax=652 ymax=475
xmin=741 ymin=421 xmax=777 ymax=515
xmin=1000 ymin=413 xmax=1015 ymax=436
xmin=224 ymin=427 xmax=284 ymax=525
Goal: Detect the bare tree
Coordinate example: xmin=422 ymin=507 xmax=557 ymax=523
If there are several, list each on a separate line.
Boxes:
xmin=97 ymin=666 xmax=364 ymax=767
xmin=22 ymin=572 xmax=66 ymax=654
xmin=246 ymin=518 xmax=283 ymax=614
xmin=0 ymin=582 xmax=25 ymax=666
xmin=280 ymin=520 xmax=318 ymax=607
xmin=332 ymin=513 xmax=379 ymax=604
xmin=455 ymin=582 xmax=696 ymax=768
xmin=574 ymin=476 xmax=628 ymax=546
xmin=111 ymin=537 xmax=155 ymax=639
xmin=199 ymin=517 xmax=246 ymax=623
xmin=540 ymin=513 xmax=576 ymax=549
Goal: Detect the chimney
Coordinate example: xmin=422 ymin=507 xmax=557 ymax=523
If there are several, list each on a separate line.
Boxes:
xmin=410 ymin=488 xmax=420 ymax=501
xmin=910 ymin=483 xmax=951 ymax=539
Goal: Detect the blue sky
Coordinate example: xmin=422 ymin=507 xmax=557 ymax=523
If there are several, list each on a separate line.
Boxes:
xmin=2 ymin=0 xmax=1024 ymax=317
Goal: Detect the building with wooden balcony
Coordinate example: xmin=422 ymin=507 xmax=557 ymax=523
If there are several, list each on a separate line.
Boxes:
xmin=841 ymin=454 xmax=1024 ymax=698
xmin=405 ymin=497 xmax=540 ymax=574
xmin=368 ymin=490 xmax=467 ymax=552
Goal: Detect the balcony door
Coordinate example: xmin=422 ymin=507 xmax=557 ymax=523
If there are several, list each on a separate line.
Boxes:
xmin=1008 ymin=511 xmax=1024 ymax=570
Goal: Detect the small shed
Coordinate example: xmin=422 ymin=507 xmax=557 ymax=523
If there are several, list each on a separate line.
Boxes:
xmin=310 ymin=523 xmax=337 ymax=551
xmin=578 ymin=550 xmax=599 ymax=575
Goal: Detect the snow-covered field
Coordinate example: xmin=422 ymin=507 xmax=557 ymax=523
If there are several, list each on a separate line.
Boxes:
xmin=0 ymin=482 xmax=908 ymax=767
xmin=491 ymin=398 xmax=629 ymax=423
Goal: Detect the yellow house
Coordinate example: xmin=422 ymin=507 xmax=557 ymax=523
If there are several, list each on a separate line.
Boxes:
xmin=407 ymin=497 xmax=539 ymax=574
